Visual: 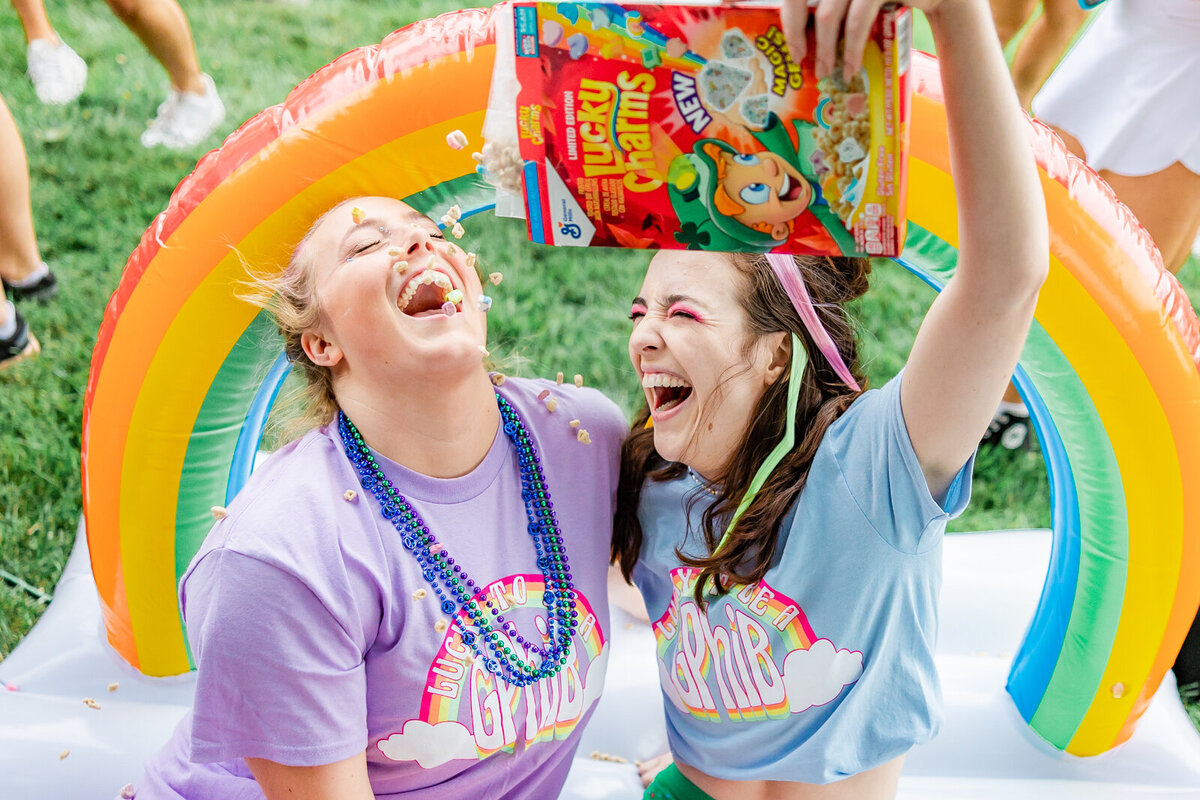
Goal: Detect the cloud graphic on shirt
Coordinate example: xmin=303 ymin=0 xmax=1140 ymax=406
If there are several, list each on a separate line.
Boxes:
xmin=780 ymin=638 xmax=864 ymax=714
xmin=582 ymin=644 xmax=609 ymax=709
xmin=377 ymin=720 xmax=478 ymax=768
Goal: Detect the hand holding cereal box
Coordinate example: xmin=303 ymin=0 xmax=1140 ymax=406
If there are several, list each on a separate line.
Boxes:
xmin=513 ymin=2 xmax=911 ymax=256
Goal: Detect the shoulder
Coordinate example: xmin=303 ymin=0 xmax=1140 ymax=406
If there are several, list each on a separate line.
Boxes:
xmin=498 ymin=375 xmax=628 ymax=449
xmin=819 ymin=374 xmax=902 ymax=457
xmin=186 ymin=426 xmax=368 ymax=580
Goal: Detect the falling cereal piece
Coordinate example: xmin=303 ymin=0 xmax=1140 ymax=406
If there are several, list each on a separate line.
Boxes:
xmin=626 ymin=12 xmax=644 ymax=36
xmin=441 ymin=301 xmax=457 ymax=317
xmin=435 ymin=620 xmax=448 ymax=633
xmin=489 ymin=272 xmax=503 ymax=285
xmin=412 ymin=589 xmax=427 ymax=600
xmin=4 ymin=682 xmax=17 ymax=692
xmin=478 ymin=345 xmax=490 ymax=358
xmin=393 ymin=260 xmax=408 ymax=275
xmin=441 ymin=214 xmax=455 ymax=227
xmin=447 ymin=204 xmax=462 ymax=221
xmin=545 ymin=398 xmax=558 ymax=412
xmin=446 ymin=129 xmax=469 ymax=150
xmin=466 ymin=252 xmax=478 ymax=268
xmin=444 ymin=289 xmax=464 ymax=305
xmin=1111 ymin=682 xmax=1126 ymax=699
xmin=107 ymin=682 xmax=119 ymax=692
xmin=59 ymin=749 xmax=69 ymax=760
xmin=471 ymin=151 xmax=485 ymax=163
xmin=574 ymin=374 xmax=584 ymax=388
xmin=429 ymin=542 xmax=444 ymax=554
xmin=589 ymin=750 xmax=628 ymax=764
xmin=120 ymin=784 xmax=136 ymax=799
xmin=83 ymin=697 xmax=101 ymax=710
xmin=569 ymin=419 xmax=580 ymax=428
xmin=491 ymin=373 xmax=507 ymax=386
xmin=451 ymin=222 xmax=465 ymax=239
xmin=343 ymin=490 xmax=357 ymax=502
xmin=556 ymin=371 xmax=564 ymax=385
xmin=210 ymin=506 xmax=227 ymax=520
xmin=351 ymin=206 xmax=365 ymax=224
xmin=577 ymin=429 xmax=592 ymax=444
xmin=665 ymin=37 xmax=687 ymax=59
xmin=476 ymin=294 xmax=492 ymax=312
xmin=387 ymin=247 xmax=403 ymax=257
xmin=538 ymin=389 xmax=551 ymax=402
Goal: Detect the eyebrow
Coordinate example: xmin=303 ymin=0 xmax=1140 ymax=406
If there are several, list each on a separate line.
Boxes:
xmin=631 ymin=293 xmax=706 ymax=307
xmin=336 ymin=210 xmax=435 ymax=255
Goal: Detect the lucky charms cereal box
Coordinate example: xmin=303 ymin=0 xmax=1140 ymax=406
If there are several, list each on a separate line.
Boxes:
xmin=513 ymin=2 xmax=912 ymax=256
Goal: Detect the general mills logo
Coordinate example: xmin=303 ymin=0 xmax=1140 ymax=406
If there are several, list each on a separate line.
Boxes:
xmin=559 ymin=222 xmax=582 ymax=239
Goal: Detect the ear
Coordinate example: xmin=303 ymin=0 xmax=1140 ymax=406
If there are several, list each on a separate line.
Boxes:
xmin=301 ymin=329 xmax=343 ymax=368
xmin=761 ymin=331 xmax=791 ymax=387
xmin=770 ymin=221 xmax=790 ymax=241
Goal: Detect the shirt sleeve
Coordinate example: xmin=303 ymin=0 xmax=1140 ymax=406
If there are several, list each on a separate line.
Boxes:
xmin=825 ymin=372 xmax=975 ymax=555
xmin=182 ymin=546 xmax=367 ymax=766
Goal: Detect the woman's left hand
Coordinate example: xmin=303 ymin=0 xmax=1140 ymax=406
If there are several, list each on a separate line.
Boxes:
xmin=777 ymin=0 xmax=953 ymax=80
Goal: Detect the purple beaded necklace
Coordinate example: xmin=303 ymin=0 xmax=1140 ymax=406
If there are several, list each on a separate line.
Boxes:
xmin=338 ymin=393 xmax=577 ymax=686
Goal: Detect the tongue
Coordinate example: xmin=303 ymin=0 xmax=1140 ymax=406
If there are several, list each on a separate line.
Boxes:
xmin=656 ymin=386 xmax=692 ymax=413
xmin=402 ymin=282 xmax=448 ymax=316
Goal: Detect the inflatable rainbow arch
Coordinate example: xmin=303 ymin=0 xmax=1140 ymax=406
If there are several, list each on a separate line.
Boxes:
xmin=81 ymin=5 xmax=1200 ymax=757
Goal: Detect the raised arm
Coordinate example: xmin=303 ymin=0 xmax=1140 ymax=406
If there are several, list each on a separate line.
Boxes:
xmin=792 ymin=0 xmax=1047 ymax=497
xmin=897 ymin=0 xmax=1048 ymax=497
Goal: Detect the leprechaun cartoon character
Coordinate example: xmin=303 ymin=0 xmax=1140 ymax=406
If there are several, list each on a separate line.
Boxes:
xmin=667 ymin=113 xmax=853 ymax=253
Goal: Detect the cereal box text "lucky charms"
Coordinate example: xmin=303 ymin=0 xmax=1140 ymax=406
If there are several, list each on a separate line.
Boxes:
xmin=576 ymin=72 xmax=661 ymax=192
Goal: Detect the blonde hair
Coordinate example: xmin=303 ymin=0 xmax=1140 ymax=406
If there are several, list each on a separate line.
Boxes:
xmin=240 ymin=201 xmax=352 ymax=436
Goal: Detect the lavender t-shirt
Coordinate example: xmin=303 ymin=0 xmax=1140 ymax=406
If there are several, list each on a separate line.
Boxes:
xmin=138 ymin=378 xmax=626 ymax=799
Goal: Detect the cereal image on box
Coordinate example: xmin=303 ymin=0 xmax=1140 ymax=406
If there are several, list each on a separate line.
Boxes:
xmin=699 ymin=61 xmax=754 ymax=112
xmin=720 ymin=29 xmax=755 ymax=60
xmin=514 ymin=2 xmax=911 ymax=256
xmin=741 ymin=93 xmax=770 ymax=128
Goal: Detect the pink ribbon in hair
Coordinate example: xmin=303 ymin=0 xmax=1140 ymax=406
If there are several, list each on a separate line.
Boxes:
xmin=765 ymin=253 xmax=861 ymax=392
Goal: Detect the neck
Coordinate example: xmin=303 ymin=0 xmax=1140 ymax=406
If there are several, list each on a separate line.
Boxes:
xmin=334 ymin=368 xmax=500 ymax=479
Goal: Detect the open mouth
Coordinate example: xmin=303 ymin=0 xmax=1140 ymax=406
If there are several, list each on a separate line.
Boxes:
xmin=642 ymin=372 xmax=693 ymax=415
xmin=778 ymin=172 xmax=806 ymax=203
xmin=398 ymin=269 xmax=456 ymax=317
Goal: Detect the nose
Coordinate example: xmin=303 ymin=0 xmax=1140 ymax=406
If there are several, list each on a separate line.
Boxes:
xmin=406 ymin=224 xmax=437 ymax=256
xmin=763 ymin=157 xmax=779 ymax=179
xmin=628 ymin=313 xmax=663 ymax=358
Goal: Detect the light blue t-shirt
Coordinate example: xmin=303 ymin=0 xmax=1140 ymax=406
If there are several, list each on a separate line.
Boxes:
xmin=631 ymin=374 xmax=974 ymax=783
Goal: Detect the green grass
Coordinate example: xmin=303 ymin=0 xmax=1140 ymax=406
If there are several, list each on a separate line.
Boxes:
xmin=0 ymin=0 xmax=1197 ymax=731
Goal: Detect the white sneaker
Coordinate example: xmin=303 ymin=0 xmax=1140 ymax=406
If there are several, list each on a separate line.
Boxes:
xmin=140 ymin=73 xmax=226 ymax=150
xmin=26 ymin=37 xmax=87 ymax=106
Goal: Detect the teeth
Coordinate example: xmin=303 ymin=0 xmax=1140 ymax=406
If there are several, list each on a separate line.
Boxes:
xmin=397 ymin=269 xmax=454 ymax=312
xmin=641 ymin=373 xmax=691 ymax=389
xmin=777 ymin=172 xmax=791 ymax=199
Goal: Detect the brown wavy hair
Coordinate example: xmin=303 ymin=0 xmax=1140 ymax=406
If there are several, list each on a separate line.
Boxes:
xmin=612 ymin=253 xmax=871 ymax=605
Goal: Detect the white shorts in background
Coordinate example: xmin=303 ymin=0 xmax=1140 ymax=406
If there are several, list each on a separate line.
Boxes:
xmin=1032 ymin=0 xmax=1200 ymax=177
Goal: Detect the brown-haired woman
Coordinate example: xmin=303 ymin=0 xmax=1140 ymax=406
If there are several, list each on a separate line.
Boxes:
xmin=613 ymin=1 xmax=1049 ymax=798
xmin=135 ymin=196 xmax=627 ymax=799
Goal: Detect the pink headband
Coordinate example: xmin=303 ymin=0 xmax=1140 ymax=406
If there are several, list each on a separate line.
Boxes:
xmin=765 ymin=253 xmax=861 ymax=392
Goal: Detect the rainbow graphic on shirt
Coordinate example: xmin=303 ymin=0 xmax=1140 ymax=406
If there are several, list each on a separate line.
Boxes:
xmin=386 ymin=574 xmax=606 ymax=763
xmin=653 ymin=567 xmax=861 ymax=723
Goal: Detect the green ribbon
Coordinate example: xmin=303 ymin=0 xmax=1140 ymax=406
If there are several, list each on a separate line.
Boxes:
xmin=713 ymin=333 xmax=806 ymax=558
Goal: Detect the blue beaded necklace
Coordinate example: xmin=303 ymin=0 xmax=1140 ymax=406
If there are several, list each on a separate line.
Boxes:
xmin=338 ymin=393 xmax=577 ymax=686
